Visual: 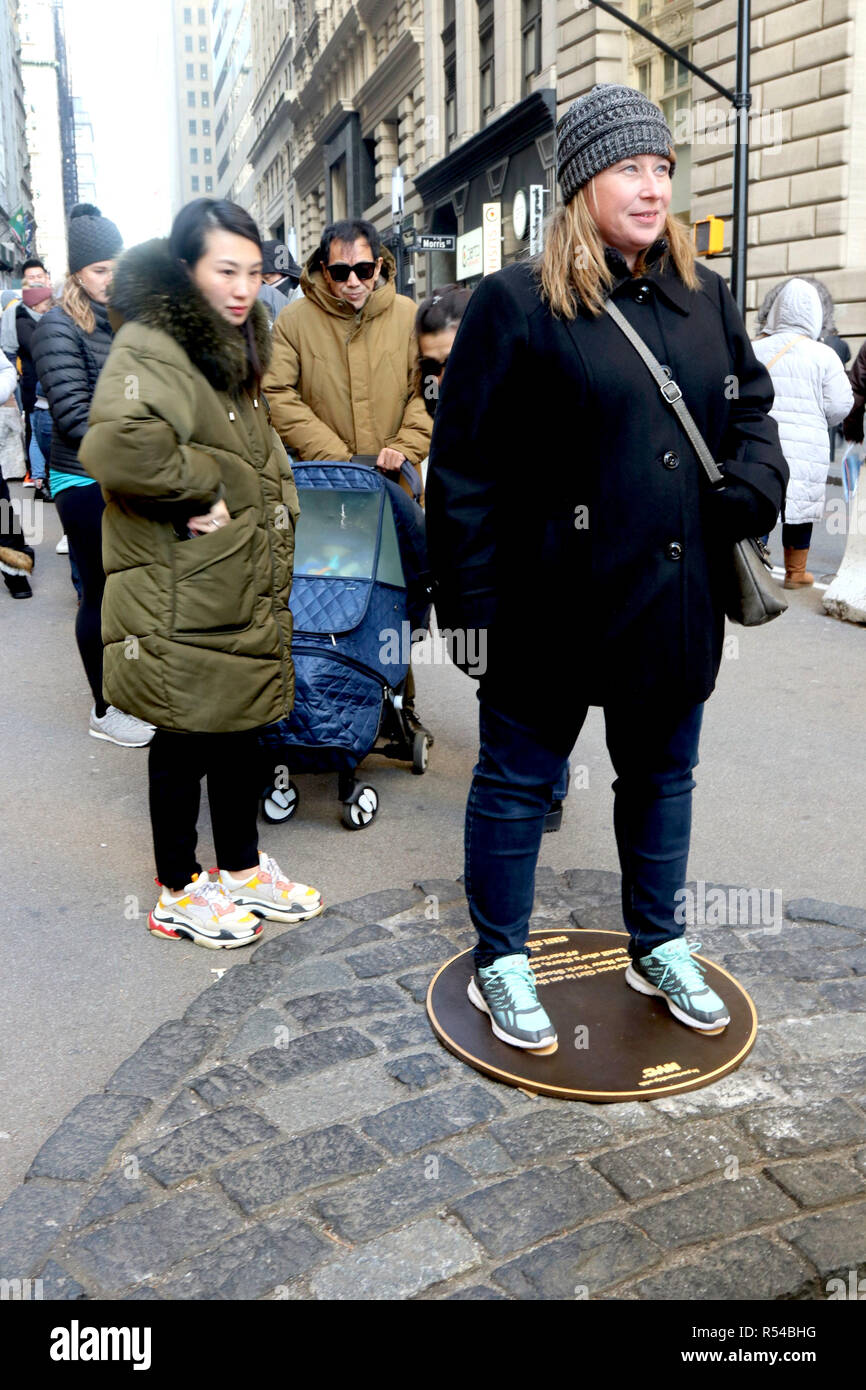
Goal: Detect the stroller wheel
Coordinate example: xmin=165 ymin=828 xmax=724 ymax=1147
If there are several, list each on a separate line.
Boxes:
xmin=341 ymin=785 xmax=378 ymax=830
xmin=411 ymin=732 xmax=430 ymax=775
xmin=262 ymin=781 xmax=300 ymax=824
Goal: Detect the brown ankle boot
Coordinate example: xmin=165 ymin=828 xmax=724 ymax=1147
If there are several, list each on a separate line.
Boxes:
xmin=783 ymin=547 xmax=814 ymax=588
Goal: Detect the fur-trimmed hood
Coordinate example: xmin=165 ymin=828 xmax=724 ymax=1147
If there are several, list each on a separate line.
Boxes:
xmin=108 ymin=237 xmax=271 ymax=392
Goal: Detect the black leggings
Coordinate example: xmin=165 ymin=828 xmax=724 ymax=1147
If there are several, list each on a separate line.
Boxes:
xmin=54 ymin=482 xmax=107 ymax=714
xmin=782 ymin=522 xmax=812 ymax=549
xmin=149 ymin=728 xmax=266 ymax=891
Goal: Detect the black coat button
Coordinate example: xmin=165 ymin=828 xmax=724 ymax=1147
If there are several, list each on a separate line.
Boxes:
xmin=633 ymin=283 xmax=650 ymax=303
xmin=666 ymin=541 xmax=683 ymax=560
xmin=663 ymin=451 xmax=679 ymax=469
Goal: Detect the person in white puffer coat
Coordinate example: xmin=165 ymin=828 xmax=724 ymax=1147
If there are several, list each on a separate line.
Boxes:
xmin=752 ymin=278 xmax=853 ymax=588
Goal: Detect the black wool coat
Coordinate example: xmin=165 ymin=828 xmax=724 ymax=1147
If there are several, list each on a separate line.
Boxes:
xmin=31 ymin=299 xmax=114 ymax=475
xmin=426 ymin=242 xmax=789 ymax=709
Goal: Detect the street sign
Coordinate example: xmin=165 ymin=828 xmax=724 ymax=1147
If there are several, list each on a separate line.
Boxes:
xmin=416 ymin=233 xmax=456 ymax=252
xmin=482 ymin=202 xmax=501 ymax=275
xmin=529 ymin=183 xmax=544 ymax=256
xmin=456 ymin=226 xmax=483 ymax=280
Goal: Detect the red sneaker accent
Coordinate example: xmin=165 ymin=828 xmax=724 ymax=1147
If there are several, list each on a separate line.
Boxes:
xmin=147 ymin=911 xmax=181 ymax=939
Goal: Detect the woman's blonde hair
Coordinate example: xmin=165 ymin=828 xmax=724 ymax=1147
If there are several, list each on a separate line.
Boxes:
xmin=537 ymin=169 xmax=699 ymax=319
xmin=60 ymin=274 xmax=96 ymax=334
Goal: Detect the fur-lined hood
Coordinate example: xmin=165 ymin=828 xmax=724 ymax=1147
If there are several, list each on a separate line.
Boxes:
xmin=108 ymin=237 xmax=271 ymax=392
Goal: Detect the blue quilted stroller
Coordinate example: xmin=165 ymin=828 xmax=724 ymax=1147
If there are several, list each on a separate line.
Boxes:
xmin=260 ymin=459 xmax=433 ymax=830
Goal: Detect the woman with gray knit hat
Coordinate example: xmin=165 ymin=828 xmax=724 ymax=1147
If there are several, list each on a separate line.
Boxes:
xmin=32 ymin=204 xmax=154 ymax=747
xmin=427 ymin=84 xmax=788 ymax=1052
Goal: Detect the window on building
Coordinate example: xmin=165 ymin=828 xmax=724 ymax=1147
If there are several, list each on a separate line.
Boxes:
xmin=186 ymin=63 xmax=194 ymax=78
xmin=191 ymin=175 xmax=200 ymax=191
xmin=198 ymin=7 xmax=206 ymax=23
xmin=203 ymin=147 xmax=212 ymax=163
xmin=521 ymin=0 xmax=542 ymax=98
xmin=199 ymin=35 xmax=207 ymax=51
xmin=200 ymin=63 xmax=208 ymax=80
xmin=190 ymin=147 xmax=198 ymax=163
xmin=478 ymin=0 xmax=494 ymax=124
xmin=205 ymin=176 xmax=213 ymax=192
xmin=637 ymin=61 xmax=651 ymax=96
xmin=201 ymin=90 xmax=209 ymax=106
xmin=664 ymin=44 xmax=690 ymax=92
xmin=202 ymin=118 xmax=211 ymax=136
xmin=184 ymin=35 xmax=193 ymax=52
xmin=187 ymin=90 xmax=196 ymax=107
xmin=188 ymin=119 xmax=197 ymax=134
xmin=442 ymin=0 xmax=456 ymax=151
xmin=183 ymin=6 xmax=191 ymax=23
xmin=638 ymin=0 xmax=651 ymax=15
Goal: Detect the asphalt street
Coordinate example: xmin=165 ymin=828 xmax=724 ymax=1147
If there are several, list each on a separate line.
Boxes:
xmin=1 ymin=481 xmax=864 ymax=1203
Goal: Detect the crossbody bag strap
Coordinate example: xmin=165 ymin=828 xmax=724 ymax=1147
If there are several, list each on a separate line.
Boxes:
xmin=764 ymin=334 xmax=807 ymax=371
xmin=603 ymin=296 xmax=724 ymax=487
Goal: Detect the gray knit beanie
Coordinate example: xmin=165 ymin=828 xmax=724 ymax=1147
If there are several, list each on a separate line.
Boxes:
xmin=556 ymin=85 xmax=673 ymax=205
xmin=67 ymin=203 xmax=123 ymax=274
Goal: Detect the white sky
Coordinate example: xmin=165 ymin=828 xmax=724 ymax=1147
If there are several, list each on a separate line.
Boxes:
xmin=63 ymin=0 xmax=176 ymax=247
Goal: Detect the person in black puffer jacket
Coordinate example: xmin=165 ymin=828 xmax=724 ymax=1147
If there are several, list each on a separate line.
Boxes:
xmin=32 ymin=203 xmax=154 ymax=747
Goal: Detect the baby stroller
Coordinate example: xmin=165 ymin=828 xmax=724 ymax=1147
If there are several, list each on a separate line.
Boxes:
xmin=260 ymin=458 xmax=433 ymax=830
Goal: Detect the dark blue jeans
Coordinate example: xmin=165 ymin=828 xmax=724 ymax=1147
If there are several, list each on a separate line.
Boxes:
xmin=465 ymin=684 xmax=704 ymax=968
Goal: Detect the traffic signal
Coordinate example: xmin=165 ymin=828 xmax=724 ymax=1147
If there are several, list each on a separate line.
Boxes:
xmin=693 ymin=216 xmax=725 ymax=255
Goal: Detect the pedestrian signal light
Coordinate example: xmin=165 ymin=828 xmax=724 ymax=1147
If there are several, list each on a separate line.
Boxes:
xmin=693 ymin=216 xmax=725 ymax=255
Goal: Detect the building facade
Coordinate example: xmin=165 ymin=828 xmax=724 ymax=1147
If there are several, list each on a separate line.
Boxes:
xmin=170 ymin=0 xmax=217 ymax=213
xmin=213 ymin=0 xmax=256 ymax=209
xmin=19 ymin=0 xmax=66 ymax=280
xmin=0 ymin=0 xmax=35 ymax=282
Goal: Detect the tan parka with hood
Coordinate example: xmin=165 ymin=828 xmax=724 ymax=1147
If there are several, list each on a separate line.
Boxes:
xmin=262 ymin=247 xmax=431 ymax=492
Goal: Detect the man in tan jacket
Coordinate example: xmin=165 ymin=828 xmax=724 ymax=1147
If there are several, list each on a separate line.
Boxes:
xmin=263 ymin=219 xmax=431 ymax=493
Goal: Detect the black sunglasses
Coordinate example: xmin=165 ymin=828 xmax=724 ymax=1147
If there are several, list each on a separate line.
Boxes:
xmin=419 ymin=356 xmax=447 ymax=378
xmin=326 ymin=260 xmax=378 ymax=283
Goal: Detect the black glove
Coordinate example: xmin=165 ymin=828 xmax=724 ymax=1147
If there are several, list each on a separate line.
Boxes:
xmin=709 ymin=468 xmax=779 ymax=542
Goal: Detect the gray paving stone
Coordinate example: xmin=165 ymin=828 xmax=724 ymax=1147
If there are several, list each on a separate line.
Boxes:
xmin=733 ymin=977 xmax=826 ymax=1023
xmin=719 ymin=948 xmax=854 ymax=982
xmin=121 ymin=1286 xmax=163 ymax=1300
xmin=322 ymin=923 xmax=393 ymax=952
xmin=155 ymin=1088 xmax=210 ymax=1132
xmin=764 ymin=1158 xmax=866 ymax=1208
xmin=412 ymin=878 xmax=465 ymax=906
xmin=251 ymin=914 xmax=359 ymax=965
xmin=785 ymin=899 xmax=866 ymax=932
xmin=359 ymin=1082 xmax=505 ymax=1156
xmin=76 ymin=1171 xmax=150 ymax=1228
xmin=857 ymin=1147 xmax=866 ymax=1177
xmin=26 ymin=1093 xmax=151 ymax=1182
xmin=332 ymin=888 xmax=424 ymax=923
xmin=346 ymin=933 xmax=452 ymax=979
xmin=189 ymin=1064 xmax=263 ymax=1107
xmin=761 ymin=1056 xmax=866 ymax=1106
xmin=183 ymin=963 xmax=288 ymax=1025
xmin=600 ymin=1102 xmax=666 ymax=1135
xmin=817 ymin=979 xmax=866 ymax=1012
xmin=386 ymin=1052 xmax=453 ymax=1090
xmin=775 ymin=923 xmax=864 ymax=950
xmin=66 ymin=1191 xmax=240 ymax=1291
xmin=427 ymin=903 xmax=473 ymax=931
xmin=651 ymin=1069 xmax=788 ymax=1118
xmin=162 ymin=1219 xmax=329 ymax=1300
xmin=592 ymin=1121 xmax=755 ymax=1200
xmin=216 ymin=1125 xmax=383 ymax=1214
xmin=634 ymin=1175 xmax=796 ymax=1249
xmin=0 ymin=1183 xmax=85 ymax=1278
xmin=280 ymin=957 xmax=355 ymax=999
xmin=568 ymin=905 xmax=628 ymax=933
xmin=246 ymin=1026 xmax=376 ymax=1085
xmin=748 ymin=1027 xmax=794 ymax=1064
xmin=367 ymin=1014 xmax=435 ymax=1053
xmin=734 ymin=1098 xmax=865 ymax=1158
xmin=839 ymin=946 xmax=866 ymax=975
xmin=772 ymin=1013 xmax=866 ymax=1060
xmin=396 ymin=969 xmax=436 ymax=1003
xmin=310 ymin=1217 xmax=481 ymax=1300
xmin=562 ymin=869 xmax=621 ymax=895
xmin=315 ymin=1155 xmax=475 ymax=1242
xmin=445 ymin=1284 xmax=508 ymax=1300
xmin=450 ymin=1165 xmax=621 ymax=1257
xmin=444 ymin=1134 xmax=515 ymax=1178
xmin=631 ymin=1234 xmax=815 ymax=1300
xmin=493 ymin=1220 xmax=661 ymax=1298
xmin=256 ymin=1057 xmax=403 ymax=1134
xmin=106 ymin=1020 xmax=220 ymax=1098
xmin=138 ymin=1106 xmax=280 ymax=1185
xmin=224 ymin=1008 xmax=299 ymax=1059
xmin=287 ymin=982 xmax=406 ymax=1027
xmin=38 ymin=1260 xmax=88 ymax=1300
xmin=779 ymin=1203 xmax=866 ymax=1277
xmin=490 ymin=1105 xmax=615 ymax=1161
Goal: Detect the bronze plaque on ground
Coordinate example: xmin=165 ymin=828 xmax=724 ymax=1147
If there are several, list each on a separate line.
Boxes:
xmin=426 ymin=929 xmax=757 ymax=1101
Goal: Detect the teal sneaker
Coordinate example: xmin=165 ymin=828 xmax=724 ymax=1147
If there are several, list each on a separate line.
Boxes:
xmin=468 ymin=953 xmax=558 ymax=1050
xmin=626 ymin=937 xmax=730 ymax=1032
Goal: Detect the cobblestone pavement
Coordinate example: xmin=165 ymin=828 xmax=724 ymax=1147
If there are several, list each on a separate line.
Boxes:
xmin=2 ymin=869 xmax=864 ymax=1302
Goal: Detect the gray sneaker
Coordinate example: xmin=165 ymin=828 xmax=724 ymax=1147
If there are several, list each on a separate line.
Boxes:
xmin=89 ymin=704 xmax=155 ymax=747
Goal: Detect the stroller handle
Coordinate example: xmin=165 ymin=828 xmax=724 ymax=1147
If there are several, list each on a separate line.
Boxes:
xmin=348 ymin=454 xmax=422 ymax=504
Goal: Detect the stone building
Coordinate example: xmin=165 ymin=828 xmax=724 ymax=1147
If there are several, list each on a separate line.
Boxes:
xmin=170 ymin=1 xmax=217 ymax=213
xmin=0 ymin=0 xmax=35 ymax=282
xmin=19 ymin=0 xmax=67 ymax=279
xmin=213 ymin=0 xmax=256 ymax=210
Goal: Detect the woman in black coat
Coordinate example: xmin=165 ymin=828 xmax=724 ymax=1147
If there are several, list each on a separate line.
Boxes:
xmin=426 ymin=84 xmax=788 ymax=1052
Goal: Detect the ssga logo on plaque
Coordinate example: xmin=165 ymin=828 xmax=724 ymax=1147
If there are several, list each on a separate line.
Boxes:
xmin=426 ymin=930 xmax=757 ymax=1101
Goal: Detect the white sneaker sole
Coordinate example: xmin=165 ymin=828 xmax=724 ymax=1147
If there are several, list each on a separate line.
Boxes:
xmin=232 ymin=895 xmax=324 ymax=924
xmin=89 ymin=727 xmax=153 ymax=747
xmin=148 ymin=910 xmax=262 ymax=950
xmin=625 ymin=963 xmax=730 ymax=1033
xmin=467 ymin=977 xmax=558 ymax=1050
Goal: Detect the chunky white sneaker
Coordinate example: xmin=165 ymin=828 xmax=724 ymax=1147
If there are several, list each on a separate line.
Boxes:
xmin=89 ymin=704 xmax=155 ymax=747
xmin=220 ymin=851 xmax=323 ymax=923
xmin=148 ymin=872 xmax=262 ymax=949
xmin=56 ymin=534 xmax=69 ymax=554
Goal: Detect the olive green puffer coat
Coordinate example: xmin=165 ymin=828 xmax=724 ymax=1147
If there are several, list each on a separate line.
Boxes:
xmin=79 ymin=238 xmax=300 ymax=733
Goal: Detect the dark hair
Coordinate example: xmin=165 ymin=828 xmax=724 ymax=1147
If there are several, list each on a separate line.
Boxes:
xmin=169 ymin=198 xmax=264 ymax=387
xmin=22 ymin=258 xmax=46 ymax=273
xmin=415 ymin=283 xmax=472 ymax=338
xmin=317 ymin=219 xmax=383 ymax=271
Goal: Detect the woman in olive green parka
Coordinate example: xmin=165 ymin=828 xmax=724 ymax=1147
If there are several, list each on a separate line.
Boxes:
xmin=80 ymin=199 xmax=323 ymax=950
